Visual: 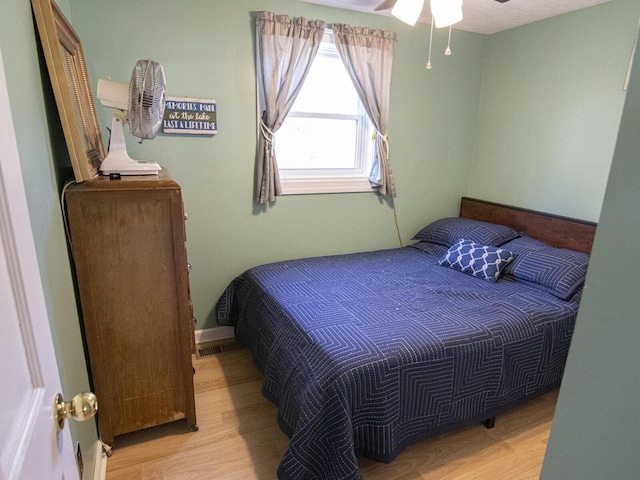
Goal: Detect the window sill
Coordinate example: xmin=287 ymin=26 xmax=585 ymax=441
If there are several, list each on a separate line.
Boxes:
xmin=280 ymin=176 xmax=375 ymax=195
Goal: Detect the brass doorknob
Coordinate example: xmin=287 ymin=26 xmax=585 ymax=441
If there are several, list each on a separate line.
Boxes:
xmin=54 ymin=392 xmax=98 ymax=430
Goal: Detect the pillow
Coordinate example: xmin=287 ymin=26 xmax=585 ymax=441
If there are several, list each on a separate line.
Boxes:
xmin=438 ymin=238 xmax=515 ymax=282
xmin=410 ymin=241 xmax=449 ymax=257
xmin=413 ymin=217 xmax=520 ymax=247
xmin=501 ymin=236 xmax=590 ymax=299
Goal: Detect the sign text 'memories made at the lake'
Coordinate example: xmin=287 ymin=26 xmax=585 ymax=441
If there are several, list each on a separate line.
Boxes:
xmin=162 ymin=96 xmax=217 ymax=135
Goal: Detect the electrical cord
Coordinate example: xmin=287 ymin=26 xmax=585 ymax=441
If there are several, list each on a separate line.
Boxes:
xmin=60 ymin=177 xmax=76 ymax=252
xmin=391 ymin=196 xmax=403 ymax=247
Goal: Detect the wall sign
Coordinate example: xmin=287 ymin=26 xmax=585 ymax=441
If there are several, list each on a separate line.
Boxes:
xmin=162 ymin=96 xmax=217 ymax=135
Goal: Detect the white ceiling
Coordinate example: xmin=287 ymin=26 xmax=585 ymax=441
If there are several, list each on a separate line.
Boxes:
xmin=298 ymin=0 xmax=615 ymax=35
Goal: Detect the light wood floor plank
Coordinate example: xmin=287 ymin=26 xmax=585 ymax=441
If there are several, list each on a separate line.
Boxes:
xmin=105 ymin=348 xmax=556 ymax=479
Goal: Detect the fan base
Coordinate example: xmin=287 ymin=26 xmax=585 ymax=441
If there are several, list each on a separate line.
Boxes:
xmin=100 ymin=116 xmax=162 ymax=176
xmin=100 ymin=157 xmax=161 ymax=176
xmin=100 ymin=166 xmax=161 ymax=176
xmin=100 ymin=156 xmax=161 ymax=176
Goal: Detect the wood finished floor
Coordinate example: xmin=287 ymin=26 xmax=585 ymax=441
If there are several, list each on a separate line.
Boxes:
xmin=105 ymin=347 xmax=558 ymax=479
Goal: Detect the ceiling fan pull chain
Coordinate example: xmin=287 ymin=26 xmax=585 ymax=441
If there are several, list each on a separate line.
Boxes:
xmin=445 ymin=25 xmax=452 ymax=55
xmin=426 ymin=19 xmax=434 ymax=69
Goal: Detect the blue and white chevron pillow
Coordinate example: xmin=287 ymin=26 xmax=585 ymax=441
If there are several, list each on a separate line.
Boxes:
xmin=439 ymin=238 xmax=515 ymax=282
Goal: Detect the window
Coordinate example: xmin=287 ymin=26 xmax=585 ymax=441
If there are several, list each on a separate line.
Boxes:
xmin=275 ymin=31 xmax=375 ymax=194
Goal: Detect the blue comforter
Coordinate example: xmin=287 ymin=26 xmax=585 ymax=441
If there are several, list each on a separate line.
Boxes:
xmin=215 ymin=243 xmax=581 ymax=479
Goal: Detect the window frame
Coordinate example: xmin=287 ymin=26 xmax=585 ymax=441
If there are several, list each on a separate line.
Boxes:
xmin=274 ymin=30 xmax=375 ymax=195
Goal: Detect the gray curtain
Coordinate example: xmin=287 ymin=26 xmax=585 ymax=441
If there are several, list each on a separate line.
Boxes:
xmin=255 ymin=11 xmax=326 ymax=204
xmin=332 ymin=24 xmax=397 ymax=197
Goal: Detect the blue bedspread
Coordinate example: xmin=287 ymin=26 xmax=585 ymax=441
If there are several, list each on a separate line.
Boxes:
xmin=215 ymin=243 xmax=581 ymax=479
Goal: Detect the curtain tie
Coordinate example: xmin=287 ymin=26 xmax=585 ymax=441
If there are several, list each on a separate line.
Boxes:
xmin=376 ymin=130 xmax=390 ymax=160
xmin=260 ymin=119 xmax=275 ymax=150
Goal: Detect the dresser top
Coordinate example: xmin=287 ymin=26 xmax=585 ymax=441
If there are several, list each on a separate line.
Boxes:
xmin=66 ymin=168 xmax=180 ymax=192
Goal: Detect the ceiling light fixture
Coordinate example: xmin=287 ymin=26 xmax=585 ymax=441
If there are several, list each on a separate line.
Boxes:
xmin=390 ymin=0 xmax=464 ymax=70
xmin=391 ymin=0 xmax=463 ymax=28
xmin=391 ymin=0 xmax=425 ymax=27
xmin=431 ymin=0 xmax=463 ymax=28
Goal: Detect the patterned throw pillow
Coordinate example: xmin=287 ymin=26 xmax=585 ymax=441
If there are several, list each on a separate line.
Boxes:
xmin=413 ymin=217 xmax=520 ymax=247
xmin=439 ymin=238 xmax=515 ymax=282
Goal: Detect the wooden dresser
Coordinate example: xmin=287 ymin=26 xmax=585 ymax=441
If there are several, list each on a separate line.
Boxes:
xmin=65 ymin=171 xmax=197 ymax=447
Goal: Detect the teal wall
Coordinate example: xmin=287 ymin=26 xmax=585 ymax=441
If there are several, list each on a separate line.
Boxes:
xmin=540 ymin=24 xmax=640 ymax=480
xmin=2 ymin=0 xmax=637 ymax=478
xmin=1 ymin=0 xmax=98 ymax=476
xmin=68 ymin=0 xmax=486 ymax=331
xmin=469 ymin=0 xmax=639 ymax=221
xmin=66 ymin=0 xmax=637 ymax=333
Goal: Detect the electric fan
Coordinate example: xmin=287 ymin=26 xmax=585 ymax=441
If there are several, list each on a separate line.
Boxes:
xmin=97 ymin=60 xmax=166 ymax=175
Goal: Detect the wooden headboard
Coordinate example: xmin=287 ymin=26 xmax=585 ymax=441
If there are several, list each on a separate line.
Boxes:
xmin=460 ymin=197 xmax=597 ymax=254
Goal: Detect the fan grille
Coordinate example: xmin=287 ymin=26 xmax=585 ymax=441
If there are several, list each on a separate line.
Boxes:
xmin=129 ymin=60 xmax=166 ymax=140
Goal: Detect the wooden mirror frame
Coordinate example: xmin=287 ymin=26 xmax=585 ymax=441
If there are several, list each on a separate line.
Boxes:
xmin=32 ymin=0 xmax=104 ymax=182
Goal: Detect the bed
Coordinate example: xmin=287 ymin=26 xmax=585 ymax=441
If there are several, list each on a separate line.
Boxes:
xmin=215 ymin=197 xmax=597 ymax=480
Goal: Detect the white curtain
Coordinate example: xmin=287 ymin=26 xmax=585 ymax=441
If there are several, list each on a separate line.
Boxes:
xmin=332 ymin=24 xmax=397 ymax=197
xmin=255 ymin=11 xmax=325 ymax=204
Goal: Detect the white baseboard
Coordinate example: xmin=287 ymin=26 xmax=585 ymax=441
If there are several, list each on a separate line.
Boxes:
xmin=92 ymin=441 xmax=107 ymax=480
xmin=194 ymin=326 xmax=234 ymax=345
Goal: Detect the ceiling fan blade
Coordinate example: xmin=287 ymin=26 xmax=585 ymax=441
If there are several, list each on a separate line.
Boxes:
xmin=375 ymin=0 xmax=397 ymax=11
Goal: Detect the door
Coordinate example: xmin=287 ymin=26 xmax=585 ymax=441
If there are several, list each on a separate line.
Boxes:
xmin=0 ymin=45 xmax=79 ymax=479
